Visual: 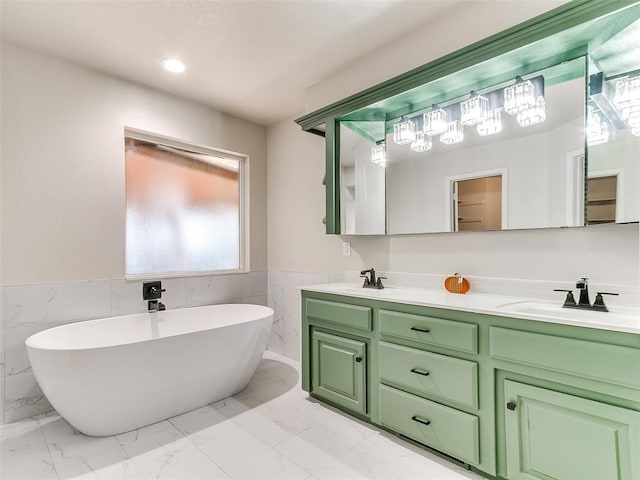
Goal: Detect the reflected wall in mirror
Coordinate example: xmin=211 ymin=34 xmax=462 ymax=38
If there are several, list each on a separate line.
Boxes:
xmin=586 ymin=17 xmax=640 ymax=225
xmin=340 ymin=122 xmax=386 ymax=234
xmin=386 ymin=60 xmax=585 ymax=234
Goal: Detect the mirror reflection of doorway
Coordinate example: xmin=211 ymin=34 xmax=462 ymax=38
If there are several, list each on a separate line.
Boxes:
xmin=587 ymin=175 xmax=617 ymax=225
xmin=453 ymin=175 xmax=502 ymax=232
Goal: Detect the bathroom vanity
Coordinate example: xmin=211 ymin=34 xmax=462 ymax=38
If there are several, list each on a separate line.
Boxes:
xmin=300 ymin=285 xmax=640 ymax=480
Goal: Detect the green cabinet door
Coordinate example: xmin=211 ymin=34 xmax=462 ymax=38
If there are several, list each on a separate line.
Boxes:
xmin=312 ymin=331 xmax=367 ymax=415
xmin=504 ymin=380 xmax=640 ymax=480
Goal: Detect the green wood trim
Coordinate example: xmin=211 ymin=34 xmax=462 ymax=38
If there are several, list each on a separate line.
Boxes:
xmin=295 ymin=0 xmax=639 ymax=130
xmin=341 ymin=120 xmax=381 ymax=144
xmin=324 ymin=119 xmax=340 ymax=234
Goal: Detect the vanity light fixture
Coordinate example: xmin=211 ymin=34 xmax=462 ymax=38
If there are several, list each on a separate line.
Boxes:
xmin=410 ymin=131 xmax=432 ymax=152
xmin=621 ymin=103 xmax=640 ymax=130
xmin=370 ymin=141 xmax=386 ymax=165
xmin=516 ymin=96 xmax=546 ymax=127
xmin=423 ymin=105 xmax=449 ymax=136
xmin=613 ymin=75 xmax=640 ymax=111
xmin=476 ymin=109 xmax=503 ymax=136
xmin=504 ymin=76 xmax=537 ymax=115
xmin=586 ymin=106 xmax=610 ymax=146
xmin=440 ymin=121 xmax=464 ymax=145
xmin=393 ymin=116 xmax=416 ymax=145
xmin=161 ymin=58 xmax=186 ymax=73
xmin=460 ymin=91 xmax=489 ymax=126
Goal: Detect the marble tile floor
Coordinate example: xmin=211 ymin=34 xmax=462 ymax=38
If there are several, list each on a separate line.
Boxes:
xmin=1 ymin=352 xmax=484 ymax=480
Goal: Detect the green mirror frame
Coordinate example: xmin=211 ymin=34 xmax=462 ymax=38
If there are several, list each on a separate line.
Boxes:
xmin=295 ymin=0 xmax=640 ymax=234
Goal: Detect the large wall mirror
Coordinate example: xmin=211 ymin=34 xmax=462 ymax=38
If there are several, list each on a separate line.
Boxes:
xmin=306 ymin=2 xmax=640 ymax=235
xmin=340 ymin=59 xmax=596 ymax=234
xmin=296 ymin=0 xmax=640 ymax=235
xmin=339 ymin=10 xmax=640 ymax=234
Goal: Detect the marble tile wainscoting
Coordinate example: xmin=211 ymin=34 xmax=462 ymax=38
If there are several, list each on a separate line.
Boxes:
xmin=266 ymin=271 xmax=343 ymax=361
xmin=0 ymin=272 xmax=268 ymax=425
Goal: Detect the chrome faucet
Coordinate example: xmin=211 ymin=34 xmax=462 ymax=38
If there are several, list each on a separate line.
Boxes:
xmin=554 ymin=277 xmax=619 ymax=312
xmin=360 ymin=268 xmax=386 ymax=289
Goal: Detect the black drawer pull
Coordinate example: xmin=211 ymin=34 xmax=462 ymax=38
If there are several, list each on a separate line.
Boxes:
xmin=410 ymin=368 xmax=430 ymax=377
xmin=410 ymin=326 xmax=431 ymax=333
xmin=411 ymin=415 xmax=431 ymax=426
xmin=507 ymin=401 xmax=517 ymax=411
xmin=355 ymin=356 xmax=363 ymax=363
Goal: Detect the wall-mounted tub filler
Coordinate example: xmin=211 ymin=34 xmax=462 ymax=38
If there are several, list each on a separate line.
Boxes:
xmin=553 ymin=277 xmax=619 ymax=312
xmin=143 ymin=280 xmax=166 ymax=311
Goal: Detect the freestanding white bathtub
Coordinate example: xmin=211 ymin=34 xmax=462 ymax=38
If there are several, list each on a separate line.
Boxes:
xmin=26 ymin=303 xmax=273 ymax=436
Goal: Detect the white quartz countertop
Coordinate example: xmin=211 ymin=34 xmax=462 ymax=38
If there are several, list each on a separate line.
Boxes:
xmin=300 ymin=283 xmax=640 ymax=335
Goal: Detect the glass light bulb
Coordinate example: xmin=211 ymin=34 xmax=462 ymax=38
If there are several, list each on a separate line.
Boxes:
xmin=370 ymin=142 xmax=386 ymax=164
xmin=423 ymin=108 xmax=448 ymax=136
xmin=504 ymin=78 xmax=536 ymax=115
xmin=624 ymin=104 xmax=640 ymax=128
xmin=460 ymin=92 xmax=489 ymax=126
xmin=613 ymin=75 xmax=640 ymax=110
xmin=586 ymin=107 xmax=609 ymax=146
xmin=517 ymin=96 xmax=546 ymax=127
xmin=410 ymin=131 xmax=432 ymax=153
xmin=476 ymin=109 xmax=502 ymax=136
xmin=440 ymin=121 xmax=464 ymax=145
xmin=393 ymin=116 xmax=416 ymax=145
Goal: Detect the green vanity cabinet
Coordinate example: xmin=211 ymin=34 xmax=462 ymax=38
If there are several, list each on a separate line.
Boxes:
xmin=311 ymin=331 xmax=367 ymax=415
xmin=302 ymin=289 xmax=640 ymax=480
xmin=302 ymin=295 xmax=374 ymax=418
xmin=504 ymin=380 xmax=640 ymax=480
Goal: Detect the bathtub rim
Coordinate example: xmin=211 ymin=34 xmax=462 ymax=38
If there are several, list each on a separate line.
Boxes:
xmin=25 ymin=303 xmax=274 ymax=352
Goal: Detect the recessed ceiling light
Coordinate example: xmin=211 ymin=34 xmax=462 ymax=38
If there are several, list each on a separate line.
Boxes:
xmin=161 ymin=58 xmax=186 ymax=73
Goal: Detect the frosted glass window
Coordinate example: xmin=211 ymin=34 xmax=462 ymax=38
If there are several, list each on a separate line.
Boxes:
xmin=125 ymin=134 xmax=243 ymax=276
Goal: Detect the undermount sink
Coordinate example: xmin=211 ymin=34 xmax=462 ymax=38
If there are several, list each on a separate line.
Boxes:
xmin=497 ymin=300 xmax=640 ymax=325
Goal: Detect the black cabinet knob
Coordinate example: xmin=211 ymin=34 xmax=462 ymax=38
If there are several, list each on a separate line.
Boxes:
xmin=355 ymin=356 xmax=362 ymax=363
xmin=507 ymin=401 xmax=517 ymax=411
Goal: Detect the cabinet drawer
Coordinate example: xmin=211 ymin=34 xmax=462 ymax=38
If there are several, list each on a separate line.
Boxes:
xmin=306 ymin=298 xmax=372 ymax=331
xmin=379 ymin=310 xmax=478 ymax=354
xmin=490 ymin=327 xmax=640 ymax=389
xmin=379 ymin=385 xmax=479 ymax=464
xmin=378 ymin=341 xmax=478 ymax=409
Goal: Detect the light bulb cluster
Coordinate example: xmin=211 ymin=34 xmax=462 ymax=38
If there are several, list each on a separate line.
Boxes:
xmin=386 ymin=76 xmax=546 ymax=160
xmin=370 ymin=142 xmax=387 ymax=167
xmin=586 ymin=106 xmax=610 ymax=146
xmin=586 ymin=73 xmax=640 ymax=147
xmin=614 ymin=74 xmax=640 ymax=136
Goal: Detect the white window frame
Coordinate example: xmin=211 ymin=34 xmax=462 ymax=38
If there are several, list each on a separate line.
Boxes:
xmin=124 ymin=127 xmax=250 ymax=279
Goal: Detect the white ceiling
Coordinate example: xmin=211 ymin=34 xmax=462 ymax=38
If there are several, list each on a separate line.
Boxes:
xmin=0 ymin=0 xmax=466 ymax=126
